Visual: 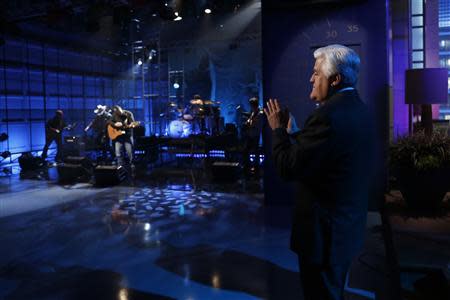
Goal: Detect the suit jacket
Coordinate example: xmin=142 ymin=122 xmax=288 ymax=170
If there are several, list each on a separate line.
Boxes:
xmin=272 ymin=90 xmax=375 ymax=265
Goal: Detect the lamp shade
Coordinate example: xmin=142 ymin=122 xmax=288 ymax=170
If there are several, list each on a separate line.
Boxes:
xmin=405 ymin=68 xmax=448 ymax=104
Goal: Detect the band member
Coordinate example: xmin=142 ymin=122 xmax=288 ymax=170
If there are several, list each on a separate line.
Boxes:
xmin=41 ymin=110 xmax=67 ymax=162
xmin=85 ymin=105 xmax=112 ymax=160
xmin=243 ymin=97 xmax=263 ymax=175
xmin=192 ymin=94 xmax=210 ymax=134
xmin=109 ymin=105 xmax=135 ymax=168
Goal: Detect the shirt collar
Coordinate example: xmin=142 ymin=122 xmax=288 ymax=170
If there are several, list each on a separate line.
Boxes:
xmin=337 ymin=87 xmax=355 ymax=93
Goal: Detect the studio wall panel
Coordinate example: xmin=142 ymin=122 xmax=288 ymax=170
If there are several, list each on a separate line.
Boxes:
xmin=31 ymin=122 xmax=45 ymax=150
xmin=8 ymin=123 xmax=30 ymax=153
xmin=5 ymin=40 xmax=23 ymax=62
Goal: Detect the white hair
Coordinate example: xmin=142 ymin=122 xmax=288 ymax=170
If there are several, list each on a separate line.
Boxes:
xmin=313 ymin=44 xmax=360 ymax=86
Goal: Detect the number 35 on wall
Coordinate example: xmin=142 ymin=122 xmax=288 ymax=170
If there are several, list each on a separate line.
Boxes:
xmin=347 ymin=24 xmax=359 ymax=32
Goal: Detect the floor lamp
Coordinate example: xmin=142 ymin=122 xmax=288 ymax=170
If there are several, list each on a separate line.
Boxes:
xmin=405 ymin=68 xmax=448 ymax=135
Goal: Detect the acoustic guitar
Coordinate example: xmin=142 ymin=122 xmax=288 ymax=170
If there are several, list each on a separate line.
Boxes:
xmin=107 ymin=121 xmax=140 ymax=140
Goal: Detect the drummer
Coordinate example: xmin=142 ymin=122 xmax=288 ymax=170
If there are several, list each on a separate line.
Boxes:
xmin=189 ymin=94 xmax=210 ymax=134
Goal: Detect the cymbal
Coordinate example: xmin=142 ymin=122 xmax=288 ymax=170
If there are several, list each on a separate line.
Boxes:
xmin=190 ymin=99 xmax=204 ymax=105
xmin=190 ymin=99 xmax=220 ymax=105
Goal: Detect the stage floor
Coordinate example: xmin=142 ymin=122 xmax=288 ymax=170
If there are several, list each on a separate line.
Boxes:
xmin=0 ymin=167 xmax=448 ymax=299
xmin=0 ymin=168 xmax=302 ymax=300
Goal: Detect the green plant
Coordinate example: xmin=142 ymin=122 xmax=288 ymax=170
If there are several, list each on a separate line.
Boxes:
xmin=390 ymin=131 xmax=450 ymax=171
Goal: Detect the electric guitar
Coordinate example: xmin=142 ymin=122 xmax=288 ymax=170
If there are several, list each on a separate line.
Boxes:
xmin=107 ymin=121 xmax=140 ymax=140
xmin=46 ymin=122 xmax=76 ymax=135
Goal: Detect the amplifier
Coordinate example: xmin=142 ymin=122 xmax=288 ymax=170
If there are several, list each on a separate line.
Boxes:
xmin=19 ymin=152 xmax=44 ymax=171
xmin=211 ymin=161 xmax=241 ymax=181
xmin=57 ymin=163 xmax=86 ymax=183
xmin=94 ymin=165 xmax=127 ymax=186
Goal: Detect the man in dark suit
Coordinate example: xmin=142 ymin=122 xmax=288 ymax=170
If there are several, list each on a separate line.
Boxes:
xmin=264 ymin=44 xmax=374 ymax=300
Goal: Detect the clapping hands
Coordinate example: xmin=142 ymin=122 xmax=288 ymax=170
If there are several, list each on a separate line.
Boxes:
xmin=264 ymin=99 xmax=289 ymax=130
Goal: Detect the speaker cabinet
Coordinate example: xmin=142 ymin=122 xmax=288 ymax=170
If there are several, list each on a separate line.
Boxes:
xmin=57 ymin=163 xmax=85 ymax=183
xmin=19 ymin=152 xmax=44 ymax=171
xmin=211 ymin=161 xmax=241 ymax=182
xmin=94 ymin=165 xmax=127 ymax=186
xmin=58 ymin=156 xmax=93 ymax=183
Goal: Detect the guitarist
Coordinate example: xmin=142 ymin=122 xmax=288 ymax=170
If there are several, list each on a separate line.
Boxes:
xmin=109 ymin=105 xmax=135 ymax=169
xmin=41 ymin=110 xmax=69 ymax=163
xmin=242 ymin=97 xmax=263 ymax=175
xmin=85 ymin=105 xmax=113 ymax=161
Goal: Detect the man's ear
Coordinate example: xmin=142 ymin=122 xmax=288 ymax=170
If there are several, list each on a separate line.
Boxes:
xmin=330 ymin=74 xmax=342 ymax=87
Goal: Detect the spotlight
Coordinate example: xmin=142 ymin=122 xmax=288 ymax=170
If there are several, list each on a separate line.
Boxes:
xmin=174 ymin=12 xmax=182 ymax=21
xmin=148 ymin=49 xmax=157 ymax=60
xmin=0 ymin=133 xmax=8 ymax=142
xmin=204 ymin=8 xmax=212 ymax=14
xmin=137 ymin=59 xmax=143 ymax=66
xmin=173 ymin=82 xmax=180 ymax=89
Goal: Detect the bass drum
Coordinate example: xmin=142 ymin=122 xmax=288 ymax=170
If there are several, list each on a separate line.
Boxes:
xmin=168 ymin=120 xmax=192 ymax=138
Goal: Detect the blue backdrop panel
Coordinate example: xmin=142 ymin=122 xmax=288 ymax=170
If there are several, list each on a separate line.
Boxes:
xmin=29 ymin=71 xmax=43 ymax=93
xmin=5 ymin=40 xmax=23 ymax=62
xmin=6 ymin=68 xmax=24 ymax=92
xmin=45 ymin=47 xmax=58 ymax=67
xmin=8 ymin=123 xmax=30 ymax=153
xmin=71 ymin=98 xmax=84 ymax=109
xmin=31 ymin=122 xmax=45 ymax=150
xmin=45 ymin=73 xmax=58 ymax=95
xmin=28 ymin=45 xmax=43 ymax=65
xmin=46 ymin=96 xmax=59 ymax=110
xmin=6 ymin=96 xmax=28 ymax=121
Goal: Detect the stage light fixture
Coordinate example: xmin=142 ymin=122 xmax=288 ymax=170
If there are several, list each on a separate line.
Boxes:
xmin=174 ymin=12 xmax=182 ymax=21
xmin=205 ymin=8 xmax=212 ymax=14
xmin=0 ymin=132 xmax=8 ymax=142
xmin=173 ymin=82 xmax=180 ymax=89
xmin=137 ymin=59 xmax=143 ymax=66
xmin=149 ymin=49 xmax=157 ymax=60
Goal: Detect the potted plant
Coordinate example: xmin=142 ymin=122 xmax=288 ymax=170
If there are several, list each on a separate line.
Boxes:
xmin=390 ymin=131 xmax=450 ymax=210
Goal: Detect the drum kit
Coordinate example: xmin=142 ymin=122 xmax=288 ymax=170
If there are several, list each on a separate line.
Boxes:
xmin=167 ymin=98 xmax=221 ymax=138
